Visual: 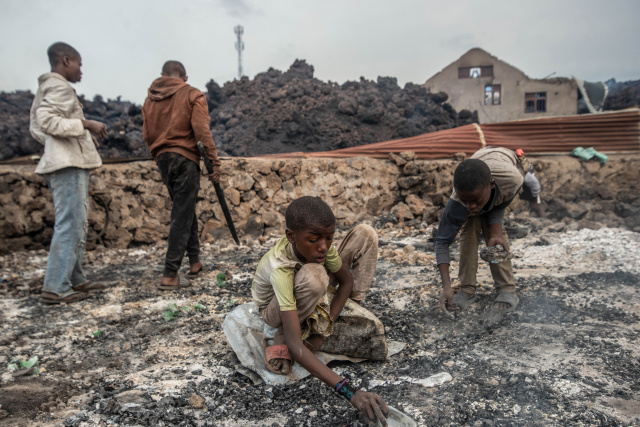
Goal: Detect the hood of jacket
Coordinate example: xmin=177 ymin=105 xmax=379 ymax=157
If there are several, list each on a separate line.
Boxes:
xmin=147 ymin=76 xmax=188 ymax=101
xmin=38 ymin=72 xmax=68 ymax=86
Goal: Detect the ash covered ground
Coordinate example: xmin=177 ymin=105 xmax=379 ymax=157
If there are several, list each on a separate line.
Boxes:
xmin=1 ymin=214 xmax=640 ymax=427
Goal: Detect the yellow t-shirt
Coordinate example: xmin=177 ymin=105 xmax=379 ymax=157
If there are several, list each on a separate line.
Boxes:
xmin=251 ymin=236 xmax=342 ymax=311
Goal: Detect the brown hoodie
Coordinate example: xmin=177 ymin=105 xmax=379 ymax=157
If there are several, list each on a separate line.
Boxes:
xmin=142 ymin=76 xmax=221 ymax=168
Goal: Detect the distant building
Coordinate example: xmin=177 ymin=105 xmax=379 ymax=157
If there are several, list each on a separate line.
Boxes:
xmin=424 ymin=48 xmax=585 ymax=124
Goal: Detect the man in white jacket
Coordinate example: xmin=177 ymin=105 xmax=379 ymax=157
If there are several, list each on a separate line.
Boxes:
xmin=29 ymin=42 xmax=107 ymax=304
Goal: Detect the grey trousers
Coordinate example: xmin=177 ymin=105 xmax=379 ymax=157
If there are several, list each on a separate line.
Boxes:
xmin=458 ymin=215 xmax=515 ymax=295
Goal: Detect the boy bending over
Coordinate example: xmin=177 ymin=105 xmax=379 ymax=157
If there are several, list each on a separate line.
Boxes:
xmin=436 ymin=147 xmax=529 ymax=314
xmin=251 ymin=196 xmax=389 ymax=425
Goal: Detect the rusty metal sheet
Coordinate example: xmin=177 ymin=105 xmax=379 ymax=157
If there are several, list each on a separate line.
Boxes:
xmin=257 ymin=108 xmax=640 ymax=160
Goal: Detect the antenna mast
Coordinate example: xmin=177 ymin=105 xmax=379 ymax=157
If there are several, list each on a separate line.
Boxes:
xmin=234 ymin=25 xmax=244 ymax=79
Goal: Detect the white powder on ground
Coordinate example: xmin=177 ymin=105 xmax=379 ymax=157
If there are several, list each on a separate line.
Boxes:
xmin=515 ymin=228 xmax=640 ymax=274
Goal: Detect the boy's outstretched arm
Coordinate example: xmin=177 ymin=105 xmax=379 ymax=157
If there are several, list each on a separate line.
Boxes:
xmin=435 ymin=199 xmax=468 ymax=316
xmin=329 ymin=264 xmax=353 ymax=320
xmin=438 ymin=263 xmax=455 ymax=316
xmin=281 ymin=311 xmax=389 ymax=426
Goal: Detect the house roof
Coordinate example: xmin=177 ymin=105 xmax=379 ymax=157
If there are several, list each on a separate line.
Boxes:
xmin=425 ymin=47 xmax=573 ymax=85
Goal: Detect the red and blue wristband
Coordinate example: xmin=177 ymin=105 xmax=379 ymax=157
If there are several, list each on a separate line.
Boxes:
xmin=335 ymin=378 xmax=358 ymax=400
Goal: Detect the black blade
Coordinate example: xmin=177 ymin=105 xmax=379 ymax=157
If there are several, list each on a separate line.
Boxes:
xmin=197 ymin=141 xmax=240 ymax=245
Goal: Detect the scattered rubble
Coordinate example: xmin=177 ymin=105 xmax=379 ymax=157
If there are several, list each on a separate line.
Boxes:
xmin=0 ymin=215 xmax=639 ymax=426
xmin=604 ymin=78 xmax=640 ymax=111
xmin=479 ymin=245 xmax=510 ymax=264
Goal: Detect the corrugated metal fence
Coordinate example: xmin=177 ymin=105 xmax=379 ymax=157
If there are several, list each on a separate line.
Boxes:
xmin=4 ymin=109 xmax=638 ymax=165
xmin=258 ymin=108 xmax=640 ymax=160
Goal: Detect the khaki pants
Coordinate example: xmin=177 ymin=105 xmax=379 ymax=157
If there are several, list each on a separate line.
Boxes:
xmin=260 ymin=224 xmax=378 ymax=332
xmin=458 ymin=203 xmax=518 ymax=295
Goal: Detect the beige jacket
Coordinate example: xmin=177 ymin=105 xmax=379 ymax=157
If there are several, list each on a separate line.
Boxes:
xmin=29 ymin=73 xmax=102 ymax=174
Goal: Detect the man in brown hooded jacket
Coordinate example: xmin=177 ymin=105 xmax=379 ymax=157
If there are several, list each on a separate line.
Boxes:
xmin=142 ymin=60 xmax=221 ymax=290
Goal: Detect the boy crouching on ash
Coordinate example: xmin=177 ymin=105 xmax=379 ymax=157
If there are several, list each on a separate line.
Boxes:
xmin=251 ymin=196 xmax=389 ymax=425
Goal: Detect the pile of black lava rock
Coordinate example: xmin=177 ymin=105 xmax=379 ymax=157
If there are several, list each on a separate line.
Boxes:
xmin=0 ymin=59 xmax=475 ymax=161
xmin=204 ymin=60 xmax=475 ymax=157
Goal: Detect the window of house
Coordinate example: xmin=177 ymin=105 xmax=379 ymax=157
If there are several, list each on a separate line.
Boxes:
xmin=525 ymin=92 xmax=547 ymax=113
xmin=485 ymin=84 xmax=501 ymax=105
xmin=458 ymin=65 xmax=494 ymax=79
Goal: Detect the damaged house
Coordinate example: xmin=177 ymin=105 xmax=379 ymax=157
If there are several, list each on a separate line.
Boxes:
xmin=424 ymin=47 xmax=607 ymax=123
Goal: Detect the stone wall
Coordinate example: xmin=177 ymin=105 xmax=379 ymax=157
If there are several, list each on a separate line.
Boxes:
xmin=392 ymin=152 xmax=640 ymax=231
xmin=1 ymin=154 xmax=638 ymax=253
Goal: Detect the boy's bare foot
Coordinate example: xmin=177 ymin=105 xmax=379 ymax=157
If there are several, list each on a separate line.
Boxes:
xmin=161 ymin=276 xmax=179 ymax=287
xmin=492 ymin=291 xmax=519 ymax=312
xmin=450 ymin=291 xmax=478 ymax=312
xmin=303 ymin=334 xmax=325 ymax=353
xmin=157 ymin=275 xmax=189 ymax=290
xmin=189 ymin=261 xmax=202 ymax=275
xmin=187 ymin=261 xmax=203 ymax=278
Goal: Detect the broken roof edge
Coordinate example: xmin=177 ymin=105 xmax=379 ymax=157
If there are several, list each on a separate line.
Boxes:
xmin=483 ymin=106 xmax=639 ymax=125
xmin=424 ymin=47 xmax=528 ymax=84
xmin=574 ymin=76 xmax=609 ymax=113
xmin=423 ymin=47 xmax=576 ymax=86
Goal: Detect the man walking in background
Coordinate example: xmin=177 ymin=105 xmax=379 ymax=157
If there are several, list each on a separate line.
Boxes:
xmin=142 ymin=60 xmax=221 ymax=290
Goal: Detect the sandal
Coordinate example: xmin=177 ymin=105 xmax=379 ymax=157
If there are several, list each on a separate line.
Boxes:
xmin=452 ymin=291 xmax=478 ymax=311
xmin=40 ymin=290 xmax=89 ymax=305
xmin=156 ymin=275 xmax=190 ymax=291
xmin=72 ymin=281 xmax=105 ymax=292
xmin=186 ymin=266 xmax=203 ymax=278
xmin=492 ymin=292 xmax=519 ymax=312
xmin=262 ymin=338 xmax=292 ymax=375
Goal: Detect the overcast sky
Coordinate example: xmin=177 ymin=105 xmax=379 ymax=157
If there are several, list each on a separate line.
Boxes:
xmin=2 ymin=0 xmax=639 ymax=105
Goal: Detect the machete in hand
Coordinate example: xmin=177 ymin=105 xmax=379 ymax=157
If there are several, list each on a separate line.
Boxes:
xmin=197 ymin=141 xmax=240 ymax=245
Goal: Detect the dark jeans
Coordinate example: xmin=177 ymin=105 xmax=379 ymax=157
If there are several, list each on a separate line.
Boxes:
xmin=157 ymin=152 xmax=201 ymax=277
